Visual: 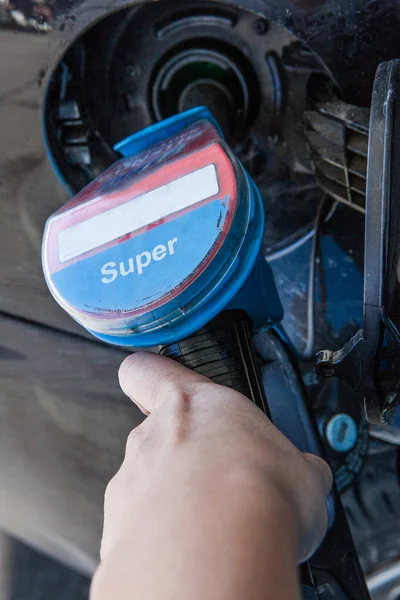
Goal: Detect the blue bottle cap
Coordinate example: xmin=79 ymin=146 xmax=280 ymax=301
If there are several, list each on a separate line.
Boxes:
xmin=326 ymin=414 xmax=358 ymax=453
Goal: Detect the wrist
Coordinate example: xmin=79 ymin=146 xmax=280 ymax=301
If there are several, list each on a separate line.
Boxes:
xmin=92 ymin=473 xmax=301 ymax=600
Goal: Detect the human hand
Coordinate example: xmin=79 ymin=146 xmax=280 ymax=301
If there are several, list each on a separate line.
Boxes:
xmin=92 ymin=353 xmax=332 ymax=600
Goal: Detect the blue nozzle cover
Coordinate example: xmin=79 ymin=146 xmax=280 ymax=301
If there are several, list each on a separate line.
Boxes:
xmin=42 ymin=108 xmax=282 ymax=347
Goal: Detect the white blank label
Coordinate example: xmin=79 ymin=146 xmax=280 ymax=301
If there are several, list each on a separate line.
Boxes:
xmin=58 ymin=164 xmax=220 ymax=263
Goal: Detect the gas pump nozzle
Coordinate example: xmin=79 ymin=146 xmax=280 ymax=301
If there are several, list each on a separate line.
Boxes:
xmin=42 ymin=107 xmax=282 ymax=410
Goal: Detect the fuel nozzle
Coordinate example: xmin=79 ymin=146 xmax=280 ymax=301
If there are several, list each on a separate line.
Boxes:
xmin=42 ymin=107 xmax=282 ymax=348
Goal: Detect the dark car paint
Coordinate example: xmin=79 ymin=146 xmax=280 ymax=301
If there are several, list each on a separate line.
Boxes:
xmin=0 ymin=0 xmax=399 ymax=572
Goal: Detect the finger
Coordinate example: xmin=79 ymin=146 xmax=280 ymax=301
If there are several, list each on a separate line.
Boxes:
xmin=303 ymin=454 xmax=333 ymax=495
xmin=119 ymin=352 xmax=209 ymax=413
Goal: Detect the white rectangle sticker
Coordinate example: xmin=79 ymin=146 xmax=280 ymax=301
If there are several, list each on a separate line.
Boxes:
xmin=58 ymin=164 xmax=219 ymax=263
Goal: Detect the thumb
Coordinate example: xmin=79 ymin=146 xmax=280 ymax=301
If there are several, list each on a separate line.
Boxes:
xmin=118 ymin=352 xmax=209 ymax=414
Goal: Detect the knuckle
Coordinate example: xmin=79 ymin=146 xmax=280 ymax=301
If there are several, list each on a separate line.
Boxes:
xmin=160 ymin=375 xmax=213 ymax=402
xmin=158 ymin=377 xmax=190 ymax=407
xmin=303 ymin=454 xmax=333 ymax=492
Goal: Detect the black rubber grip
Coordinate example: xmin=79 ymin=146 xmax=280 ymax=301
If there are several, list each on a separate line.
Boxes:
xmin=159 ymin=310 xmax=271 ymax=418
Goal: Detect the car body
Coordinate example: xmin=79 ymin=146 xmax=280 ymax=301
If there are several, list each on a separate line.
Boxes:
xmin=1 ymin=0 xmax=400 ymax=580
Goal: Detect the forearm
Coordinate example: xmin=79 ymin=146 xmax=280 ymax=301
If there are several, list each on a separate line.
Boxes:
xmin=91 ymin=483 xmax=301 ymax=600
